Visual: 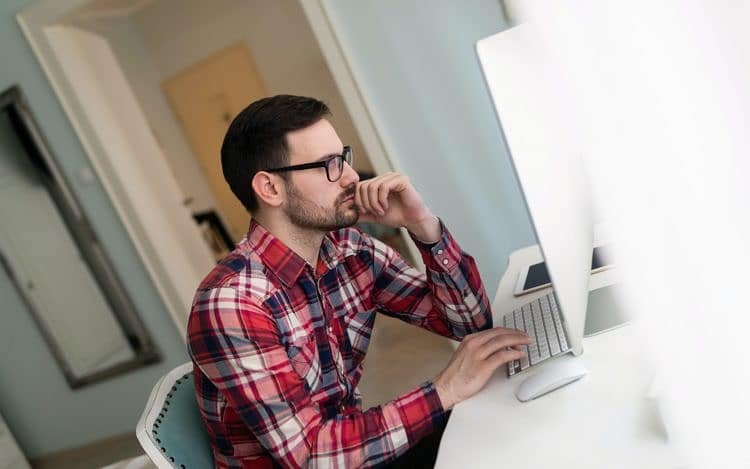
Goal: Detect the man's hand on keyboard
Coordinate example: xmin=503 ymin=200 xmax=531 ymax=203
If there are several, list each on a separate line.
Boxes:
xmin=433 ymin=327 xmax=532 ymax=409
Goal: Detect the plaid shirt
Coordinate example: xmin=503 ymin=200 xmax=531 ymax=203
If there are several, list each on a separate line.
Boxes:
xmin=187 ymin=219 xmax=491 ymax=468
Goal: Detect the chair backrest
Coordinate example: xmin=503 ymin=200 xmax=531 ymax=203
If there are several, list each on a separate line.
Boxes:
xmin=136 ymin=363 xmax=214 ymax=468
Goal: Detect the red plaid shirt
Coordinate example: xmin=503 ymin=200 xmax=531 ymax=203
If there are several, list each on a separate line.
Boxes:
xmin=187 ymin=219 xmax=491 ymax=468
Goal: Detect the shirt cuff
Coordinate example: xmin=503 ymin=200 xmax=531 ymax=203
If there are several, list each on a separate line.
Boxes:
xmin=388 ymin=381 xmax=447 ymax=448
xmin=409 ymin=219 xmax=462 ymax=273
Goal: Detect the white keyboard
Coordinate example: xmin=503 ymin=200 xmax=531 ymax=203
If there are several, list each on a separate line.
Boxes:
xmin=502 ymin=292 xmax=571 ymax=376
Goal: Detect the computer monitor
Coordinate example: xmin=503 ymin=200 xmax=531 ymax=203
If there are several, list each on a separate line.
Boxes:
xmin=475 ymin=24 xmax=594 ymax=355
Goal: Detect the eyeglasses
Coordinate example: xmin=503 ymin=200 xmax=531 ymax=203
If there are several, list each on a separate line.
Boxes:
xmin=265 ymin=146 xmax=353 ymax=182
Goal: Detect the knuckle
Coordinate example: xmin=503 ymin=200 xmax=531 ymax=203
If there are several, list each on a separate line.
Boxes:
xmin=497 ymin=352 xmax=516 ymax=365
xmin=462 ymin=336 xmax=478 ymax=350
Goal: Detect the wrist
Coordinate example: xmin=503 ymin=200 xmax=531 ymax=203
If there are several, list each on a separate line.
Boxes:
xmin=406 ymin=214 xmax=440 ymax=244
xmin=433 ymin=378 xmax=457 ymax=410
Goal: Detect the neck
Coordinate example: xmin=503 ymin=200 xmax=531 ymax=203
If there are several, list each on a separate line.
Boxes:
xmin=253 ymin=212 xmax=325 ymax=267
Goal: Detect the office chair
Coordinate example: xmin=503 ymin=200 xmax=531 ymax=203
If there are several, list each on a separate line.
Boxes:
xmin=136 ymin=363 xmax=214 ymax=468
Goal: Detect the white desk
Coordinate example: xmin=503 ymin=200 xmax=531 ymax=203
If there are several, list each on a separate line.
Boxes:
xmin=436 ymin=245 xmax=684 ymax=468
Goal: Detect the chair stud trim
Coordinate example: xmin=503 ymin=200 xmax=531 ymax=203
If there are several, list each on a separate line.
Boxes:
xmin=137 ymin=365 xmax=210 ymax=468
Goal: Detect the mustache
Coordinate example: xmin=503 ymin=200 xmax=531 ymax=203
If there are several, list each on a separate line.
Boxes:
xmin=338 ymin=186 xmax=357 ymax=203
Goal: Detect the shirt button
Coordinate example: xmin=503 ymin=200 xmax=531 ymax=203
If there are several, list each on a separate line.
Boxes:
xmin=442 ymin=259 xmax=449 ymax=265
xmin=437 ymin=249 xmax=444 ymax=255
xmin=328 ymin=326 xmax=333 ymax=333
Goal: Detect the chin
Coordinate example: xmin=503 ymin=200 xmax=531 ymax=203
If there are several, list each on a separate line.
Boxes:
xmin=338 ymin=213 xmax=359 ymax=229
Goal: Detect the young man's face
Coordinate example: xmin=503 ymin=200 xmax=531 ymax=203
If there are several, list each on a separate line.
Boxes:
xmin=282 ymin=118 xmax=360 ymax=231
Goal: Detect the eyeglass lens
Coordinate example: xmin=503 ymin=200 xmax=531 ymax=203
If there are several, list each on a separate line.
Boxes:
xmin=325 ymin=147 xmax=352 ymax=182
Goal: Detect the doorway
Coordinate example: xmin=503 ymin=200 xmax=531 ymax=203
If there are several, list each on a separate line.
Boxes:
xmin=162 ymin=42 xmax=265 ymax=241
xmin=63 ymin=0 xmax=415 ymax=263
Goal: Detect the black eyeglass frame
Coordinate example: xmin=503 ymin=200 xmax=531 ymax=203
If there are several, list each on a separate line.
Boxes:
xmin=265 ymin=146 xmax=353 ymax=182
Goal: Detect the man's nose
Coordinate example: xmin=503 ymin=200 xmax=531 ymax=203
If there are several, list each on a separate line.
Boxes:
xmin=340 ymin=161 xmax=359 ymax=186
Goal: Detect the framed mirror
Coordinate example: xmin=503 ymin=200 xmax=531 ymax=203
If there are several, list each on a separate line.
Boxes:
xmin=0 ymin=85 xmax=159 ymax=388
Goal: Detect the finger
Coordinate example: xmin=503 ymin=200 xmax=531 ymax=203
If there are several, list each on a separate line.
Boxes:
xmin=354 ymin=181 xmax=364 ymax=212
xmin=377 ymin=174 xmax=401 ymax=212
xmin=459 ymin=328 xmax=527 ymax=356
xmin=473 ymin=349 xmax=526 ymax=382
xmin=487 ymin=348 xmax=526 ymax=369
xmin=476 ymin=333 xmax=533 ymax=360
xmin=378 ymin=183 xmax=389 ymax=212
xmin=357 ymin=181 xmax=372 ymax=214
xmin=368 ymin=179 xmax=386 ymax=215
xmin=365 ymin=173 xmax=399 ymax=215
xmin=463 ymin=327 xmax=531 ymax=348
xmin=493 ymin=326 xmax=531 ymax=335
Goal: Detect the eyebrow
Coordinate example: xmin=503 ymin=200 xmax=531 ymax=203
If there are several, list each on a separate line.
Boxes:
xmin=313 ymin=150 xmax=343 ymax=162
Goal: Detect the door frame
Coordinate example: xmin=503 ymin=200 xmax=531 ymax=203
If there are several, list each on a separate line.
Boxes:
xmin=16 ymin=0 xmax=423 ymax=336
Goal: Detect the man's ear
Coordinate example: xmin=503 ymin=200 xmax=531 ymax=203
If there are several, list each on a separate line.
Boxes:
xmin=251 ymin=171 xmax=285 ymax=208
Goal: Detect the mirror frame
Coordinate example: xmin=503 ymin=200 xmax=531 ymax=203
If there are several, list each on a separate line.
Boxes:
xmin=0 ymin=85 xmax=160 ymax=388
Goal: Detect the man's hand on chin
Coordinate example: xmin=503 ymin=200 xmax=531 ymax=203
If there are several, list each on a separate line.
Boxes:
xmin=354 ymin=172 xmax=441 ymax=243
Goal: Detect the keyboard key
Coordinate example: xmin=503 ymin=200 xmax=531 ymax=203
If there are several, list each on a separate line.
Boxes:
xmin=559 ymin=333 xmax=569 ymax=351
xmin=506 ymin=292 xmax=569 ymax=376
xmin=540 ymin=298 xmax=561 ymax=355
xmin=513 ymin=308 xmax=523 ymax=330
xmin=520 ymin=348 xmax=530 ymax=369
xmin=528 ymin=342 xmax=541 ymax=365
xmin=531 ymin=304 xmax=548 ymax=350
xmin=549 ymin=336 xmax=562 ymax=355
xmin=538 ymin=343 xmax=551 ymax=360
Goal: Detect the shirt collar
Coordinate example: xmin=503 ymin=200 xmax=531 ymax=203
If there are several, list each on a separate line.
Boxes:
xmin=242 ymin=219 xmax=344 ymax=287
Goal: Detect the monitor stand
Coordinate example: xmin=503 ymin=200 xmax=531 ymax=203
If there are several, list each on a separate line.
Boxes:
xmin=584 ymin=285 xmax=630 ymax=337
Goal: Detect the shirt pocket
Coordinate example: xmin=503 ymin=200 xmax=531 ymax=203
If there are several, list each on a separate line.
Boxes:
xmin=287 ymin=337 xmax=321 ymax=392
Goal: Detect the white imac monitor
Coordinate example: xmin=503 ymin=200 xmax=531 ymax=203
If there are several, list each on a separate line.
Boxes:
xmin=476 ymin=24 xmax=594 ymax=355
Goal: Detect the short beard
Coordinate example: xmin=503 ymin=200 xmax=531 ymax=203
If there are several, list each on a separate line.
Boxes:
xmin=284 ymin=182 xmax=359 ymax=232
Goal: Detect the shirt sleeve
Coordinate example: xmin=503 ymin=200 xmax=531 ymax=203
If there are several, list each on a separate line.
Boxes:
xmin=370 ymin=220 xmax=493 ymax=340
xmin=188 ymin=287 xmax=446 ymax=468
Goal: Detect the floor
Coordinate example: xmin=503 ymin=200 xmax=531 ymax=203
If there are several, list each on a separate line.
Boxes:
xmin=359 ymin=315 xmax=455 ymax=408
xmin=35 ymin=315 xmax=455 ymax=468
xmin=30 ymin=433 xmax=149 ymax=469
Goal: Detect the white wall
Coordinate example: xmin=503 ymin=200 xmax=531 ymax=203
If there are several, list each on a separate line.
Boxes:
xmin=47 ymin=23 xmax=216 ymax=332
xmin=71 ymin=15 xmax=219 ymax=213
xmin=321 ymin=0 xmax=535 ymax=292
xmin=131 ymin=0 xmax=374 ymax=175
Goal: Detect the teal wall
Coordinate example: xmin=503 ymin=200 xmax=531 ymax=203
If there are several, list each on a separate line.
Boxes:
xmin=326 ymin=0 xmax=535 ymax=291
xmin=0 ymin=0 xmax=189 ymax=458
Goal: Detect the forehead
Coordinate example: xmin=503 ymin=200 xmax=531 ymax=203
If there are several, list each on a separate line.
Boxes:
xmin=285 ymin=118 xmax=343 ymax=165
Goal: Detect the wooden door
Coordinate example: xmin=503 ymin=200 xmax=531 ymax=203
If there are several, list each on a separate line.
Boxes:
xmin=163 ymin=42 xmax=267 ymax=240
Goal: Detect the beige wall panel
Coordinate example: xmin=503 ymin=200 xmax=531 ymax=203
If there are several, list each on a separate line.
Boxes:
xmin=163 ymin=43 xmax=267 ymax=240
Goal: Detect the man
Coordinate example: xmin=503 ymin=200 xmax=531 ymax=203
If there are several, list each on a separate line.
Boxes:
xmin=187 ymin=95 xmax=531 ymax=468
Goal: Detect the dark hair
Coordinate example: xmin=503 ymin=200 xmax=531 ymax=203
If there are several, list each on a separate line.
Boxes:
xmin=221 ymin=95 xmax=331 ymax=212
